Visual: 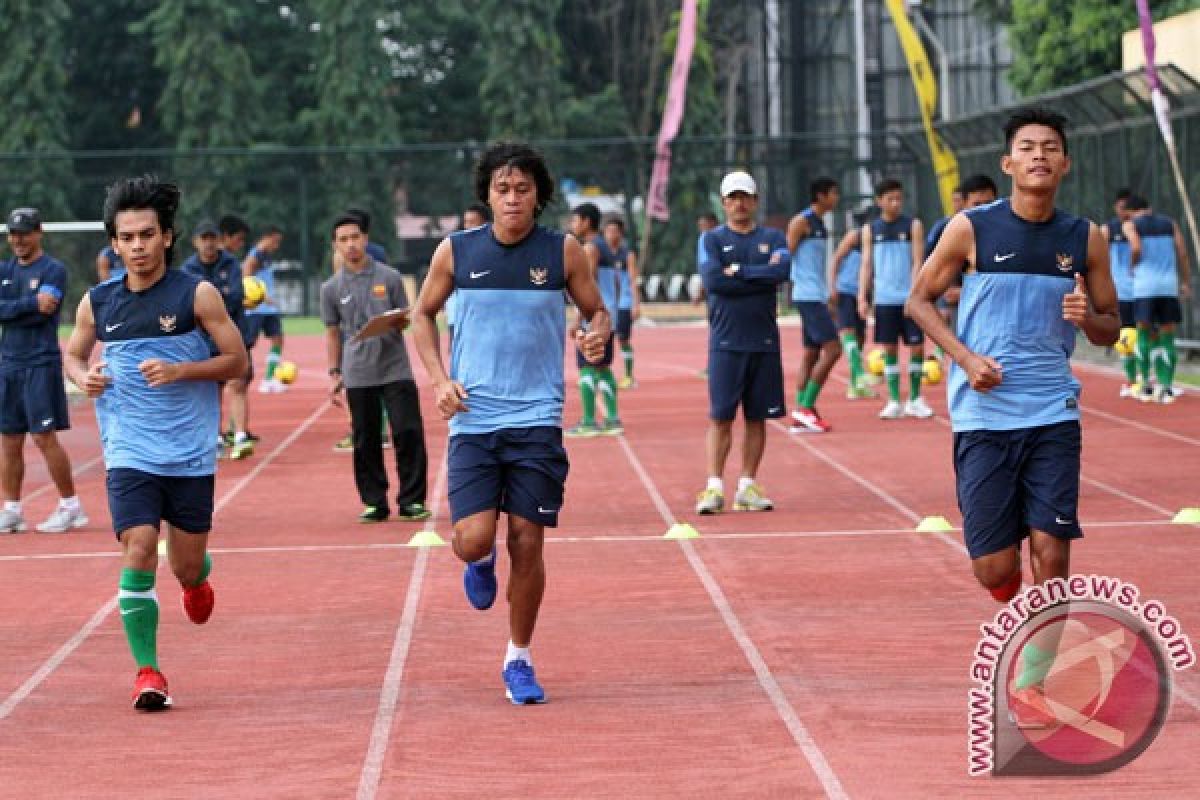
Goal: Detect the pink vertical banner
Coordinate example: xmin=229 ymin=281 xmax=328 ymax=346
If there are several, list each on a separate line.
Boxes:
xmin=646 ymin=0 xmax=698 ymax=222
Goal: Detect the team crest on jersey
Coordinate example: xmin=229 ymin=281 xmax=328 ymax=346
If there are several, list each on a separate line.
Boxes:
xmin=1056 ymin=253 xmax=1074 ymax=272
xmin=28 ymin=279 xmax=39 ymax=290
xmin=899 ymin=232 xmax=908 ymax=240
xmin=372 ymin=283 xmax=387 ymax=298
xmin=758 ymin=243 xmax=770 ymax=254
xmin=159 ymin=314 xmax=177 ymax=333
xmin=529 ymin=267 xmax=548 ymax=286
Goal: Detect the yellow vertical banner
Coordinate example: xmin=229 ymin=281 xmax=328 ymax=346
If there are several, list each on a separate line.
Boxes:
xmin=884 ymin=0 xmax=960 ymax=215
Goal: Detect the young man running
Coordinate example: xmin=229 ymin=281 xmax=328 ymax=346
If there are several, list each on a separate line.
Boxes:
xmin=64 ymin=176 xmax=249 ymax=710
xmin=566 ymin=203 xmax=621 ymax=437
xmin=411 ymin=142 xmax=609 ymax=704
xmin=1100 ymin=189 xmax=1137 ymax=396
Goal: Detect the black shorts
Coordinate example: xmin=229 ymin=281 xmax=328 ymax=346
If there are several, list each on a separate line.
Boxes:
xmin=576 ymin=332 xmax=615 ymax=369
xmin=1119 ymin=300 xmax=1136 ymax=328
xmin=954 ymin=420 xmax=1082 ymax=559
xmin=241 ymin=313 xmax=283 ymax=346
xmin=793 ymin=301 xmax=838 ymax=348
xmin=0 ymin=365 xmax=69 ymax=434
xmin=707 ymin=350 xmax=786 ymax=421
xmin=448 ymin=426 xmax=569 ymax=528
xmin=1134 ymin=296 xmax=1182 ymax=327
xmin=874 ymin=304 xmax=924 ymax=346
xmin=616 ymin=309 xmax=633 ymax=341
xmin=835 ymin=293 xmax=865 ymax=338
xmin=106 ymin=468 xmax=215 ymax=537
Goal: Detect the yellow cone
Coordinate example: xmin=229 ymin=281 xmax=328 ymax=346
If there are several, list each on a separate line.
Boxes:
xmin=663 ymin=523 xmax=700 ymax=540
xmin=1171 ymin=508 xmax=1200 ymax=525
xmin=916 ymin=515 xmax=955 ymax=532
xmin=406 ymin=530 xmax=447 ymax=547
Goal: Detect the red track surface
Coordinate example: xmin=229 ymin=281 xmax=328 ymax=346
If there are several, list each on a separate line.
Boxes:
xmin=1 ymin=324 xmax=1197 ymax=798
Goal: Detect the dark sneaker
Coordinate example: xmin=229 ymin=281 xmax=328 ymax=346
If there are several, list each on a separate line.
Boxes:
xmin=397 ymin=503 xmax=432 ymax=521
xmin=358 ymin=505 xmax=389 ymax=523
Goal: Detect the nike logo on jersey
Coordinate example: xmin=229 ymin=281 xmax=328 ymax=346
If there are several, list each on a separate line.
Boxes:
xmin=1055 ymin=516 xmax=1074 ymax=525
xmin=105 ymin=323 xmax=123 ymax=332
xmin=0 ymin=279 xmax=10 ymax=286
xmin=340 ymin=295 xmax=352 ymax=304
xmin=470 ymin=270 xmax=491 ymax=279
xmin=537 ymin=506 xmax=558 ymax=514
xmin=994 ymin=252 xmax=1017 ymax=262
xmin=722 ymin=245 xmax=734 ymax=252
xmin=40 ymin=418 xmax=53 ymax=427
xmin=767 ymin=406 xmax=782 ymax=414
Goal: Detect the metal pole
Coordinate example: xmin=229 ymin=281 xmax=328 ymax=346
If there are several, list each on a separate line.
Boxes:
xmin=853 ymin=0 xmax=873 ymax=200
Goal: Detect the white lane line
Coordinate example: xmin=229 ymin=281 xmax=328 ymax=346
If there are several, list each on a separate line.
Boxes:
xmin=1081 ymin=404 xmax=1200 ymax=447
xmin=616 ymin=435 xmax=849 ymax=800
xmin=0 ymin=400 xmax=332 ymax=723
xmin=356 ymin=445 xmax=448 ymax=800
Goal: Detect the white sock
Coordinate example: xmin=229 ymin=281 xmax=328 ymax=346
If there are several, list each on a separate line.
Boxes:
xmin=505 ymin=641 xmax=531 ymax=667
xmin=4 ymin=501 xmax=20 ymax=513
xmin=60 ymin=496 xmax=80 ymax=511
xmin=234 ymin=432 xmax=248 ymax=443
xmin=472 ymin=550 xmax=495 ymax=567
xmin=706 ymin=476 xmax=723 ymax=492
xmin=737 ymin=475 xmax=756 ymax=493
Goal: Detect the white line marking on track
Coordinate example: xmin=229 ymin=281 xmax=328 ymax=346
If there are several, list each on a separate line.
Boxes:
xmin=1080 ymin=405 xmax=1200 ymax=447
xmin=0 ymin=400 xmax=332 ymax=723
xmin=616 ymin=435 xmax=849 ymax=800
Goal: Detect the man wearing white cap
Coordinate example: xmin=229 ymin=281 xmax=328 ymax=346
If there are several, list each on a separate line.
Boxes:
xmin=694 ymin=172 xmax=790 ymax=515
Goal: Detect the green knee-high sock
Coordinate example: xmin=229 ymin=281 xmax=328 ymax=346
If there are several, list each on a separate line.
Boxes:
xmin=1122 ymin=353 xmax=1138 ymax=384
xmin=194 ymin=553 xmax=212 ymax=587
xmin=1158 ymin=330 xmax=1177 ymax=387
xmin=381 ymin=403 xmax=389 ymax=437
xmin=841 ymin=332 xmax=862 ymax=387
xmin=598 ymin=367 xmax=619 ymax=420
xmin=579 ymin=367 xmax=597 ymax=425
xmin=799 ymin=379 xmax=821 ymax=409
xmin=885 ymin=354 xmax=900 ymax=402
xmin=119 ymin=568 xmax=159 ymax=669
xmin=621 ymin=343 xmax=634 ymax=381
xmin=908 ymin=360 xmax=924 ymax=401
xmin=1137 ymin=328 xmax=1154 ymax=384
xmin=265 ymin=345 xmax=281 ymax=380
xmin=1014 ymin=642 xmax=1054 ymax=690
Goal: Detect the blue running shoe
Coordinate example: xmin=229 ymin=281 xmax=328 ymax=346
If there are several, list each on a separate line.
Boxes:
xmin=463 ymin=548 xmax=497 ymax=610
xmin=502 ymin=659 xmax=546 ymax=705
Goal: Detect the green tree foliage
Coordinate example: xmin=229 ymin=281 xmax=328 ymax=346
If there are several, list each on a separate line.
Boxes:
xmin=0 ymin=0 xmax=75 ymax=219
xmin=478 ymin=0 xmax=571 ymax=139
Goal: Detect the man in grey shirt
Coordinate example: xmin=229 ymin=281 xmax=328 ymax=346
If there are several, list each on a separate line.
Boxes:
xmin=321 ymin=212 xmax=429 ymax=523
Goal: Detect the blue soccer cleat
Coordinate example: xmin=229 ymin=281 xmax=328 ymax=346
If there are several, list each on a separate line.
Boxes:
xmin=463 ymin=547 xmax=497 ymax=610
xmin=503 ymin=659 xmax=546 ymax=705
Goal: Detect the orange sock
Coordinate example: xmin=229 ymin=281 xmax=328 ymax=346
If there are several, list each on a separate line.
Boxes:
xmin=988 ymin=570 xmax=1022 ymax=603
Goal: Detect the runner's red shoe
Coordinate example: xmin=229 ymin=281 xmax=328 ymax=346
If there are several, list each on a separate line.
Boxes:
xmin=182 ymin=580 xmax=214 ymax=625
xmin=132 ymin=667 xmax=171 ymax=711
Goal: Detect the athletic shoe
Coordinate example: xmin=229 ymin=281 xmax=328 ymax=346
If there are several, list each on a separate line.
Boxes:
xmin=1138 ymin=384 xmax=1156 ymax=403
xmin=382 ymin=437 xmax=392 ymax=449
xmin=600 ymin=418 xmax=624 ymax=436
xmin=502 ymin=659 xmax=546 ymax=705
xmin=396 ymin=503 xmax=432 ymax=521
xmin=846 ymin=385 xmax=876 ymax=400
xmin=245 ymin=431 xmax=261 ymax=443
xmin=0 ymin=508 xmax=27 ymax=533
xmin=1008 ymin=685 xmax=1058 ymax=729
xmin=1119 ymin=383 xmax=1135 ymax=398
xmin=228 ymin=438 xmax=255 ymax=461
xmin=879 ymin=400 xmax=905 ymax=420
xmin=463 ymin=547 xmax=497 ymax=610
xmin=904 ymin=397 xmax=935 ymax=418
xmin=789 ymin=407 xmax=830 ymax=433
xmin=220 ymin=431 xmax=235 ymax=447
xmin=618 ymin=376 xmax=637 ymax=390
xmin=733 ymin=483 xmax=774 ymax=512
xmin=132 ymin=667 xmax=172 ymax=711
xmin=35 ymin=506 xmax=88 ymax=533
xmin=695 ymin=488 xmax=724 ymax=515
xmin=359 ymin=505 xmax=389 ymax=523
xmin=564 ymin=422 xmax=602 ymax=438
xmin=182 ymin=580 xmax=214 ymax=625
xmin=333 ymin=434 xmax=354 ymax=453
xmin=1154 ymin=385 xmax=1178 ymax=405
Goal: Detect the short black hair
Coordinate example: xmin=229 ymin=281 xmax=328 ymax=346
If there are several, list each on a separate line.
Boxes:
xmin=346 ymin=207 xmax=372 ymax=232
xmin=603 ymin=216 xmax=625 ymax=231
xmin=572 ymin=202 xmax=600 ymax=231
xmin=1125 ymin=194 xmax=1150 ymax=212
xmin=103 ymin=175 xmax=181 ymax=266
xmin=959 ymin=174 xmax=998 ymax=196
xmin=874 ymin=178 xmax=903 ymax=198
xmin=1114 ymin=188 xmax=1132 ymax=203
xmin=697 ymin=211 xmax=718 ymax=225
xmin=474 ymin=142 xmax=555 ymax=217
xmin=464 ymin=202 xmax=490 ymax=222
xmin=810 ymin=177 xmax=839 ymax=202
xmin=218 ymin=214 xmax=249 ymax=237
xmin=1003 ymin=107 xmax=1069 ymax=155
xmin=331 ymin=212 xmax=367 ymax=236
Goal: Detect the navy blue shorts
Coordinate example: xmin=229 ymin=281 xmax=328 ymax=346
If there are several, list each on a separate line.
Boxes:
xmin=616 ymin=309 xmax=633 ymax=341
xmin=106 ymin=468 xmax=215 ymax=537
xmin=576 ymin=332 xmax=615 ymax=369
xmin=954 ymin=421 xmax=1082 ymax=559
xmin=1134 ymin=296 xmax=1182 ymax=327
xmin=874 ymin=304 xmax=924 ymax=346
xmin=448 ymin=426 xmax=569 ymax=528
xmin=707 ymin=350 xmax=786 ymax=421
xmin=836 ymin=293 xmax=865 ymax=338
xmin=793 ymin=301 xmax=838 ymax=348
xmin=1119 ymin=300 xmax=1136 ymax=328
xmin=242 ymin=313 xmax=283 ymax=346
xmin=0 ymin=365 xmax=69 ymax=435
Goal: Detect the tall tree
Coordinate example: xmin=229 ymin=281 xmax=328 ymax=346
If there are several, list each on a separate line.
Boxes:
xmin=0 ymin=0 xmax=75 ymax=219
xmin=478 ymin=0 xmax=571 ymax=139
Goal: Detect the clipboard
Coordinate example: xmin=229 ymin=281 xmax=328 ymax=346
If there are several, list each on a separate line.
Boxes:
xmin=351 ymin=308 xmax=411 ymax=342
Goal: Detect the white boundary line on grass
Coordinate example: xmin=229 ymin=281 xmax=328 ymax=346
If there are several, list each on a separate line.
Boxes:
xmin=0 ymin=400 xmax=332 ymax=723
xmin=616 ymin=434 xmax=849 ymax=800
xmin=356 ymin=445 xmax=448 ymax=800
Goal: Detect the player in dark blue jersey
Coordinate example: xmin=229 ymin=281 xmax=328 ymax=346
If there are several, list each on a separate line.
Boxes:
xmin=694 ymin=171 xmax=790 ymax=515
xmin=242 ymin=225 xmax=286 ymax=393
xmin=600 ymin=217 xmax=640 ymax=389
xmin=909 ymin=108 xmax=1119 ymax=728
xmin=412 ymin=142 xmax=609 ymax=705
xmin=566 ymin=203 xmax=621 ymax=437
xmin=0 ymin=208 xmax=88 ymax=534
xmin=65 ymin=176 xmax=248 ymax=711
xmin=96 ymin=244 xmax=126 ymax=283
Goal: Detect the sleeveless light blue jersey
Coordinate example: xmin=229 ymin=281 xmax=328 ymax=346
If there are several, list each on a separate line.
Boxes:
xmin=591 ymin=235 xmax=619 ymax=314
xmin=836 ymin=247 xmax=861 ymax=295
xmin=1131 ymin=213 xmax=1179 ymax=299
xmin=449 ymin=224 xmax=567 ymax=435
xmin=1106 ymin=218 xmax=1133 ymax=301
xmin=790 ymin=208 xmax=828 ymax=302
xmin=869 ymin=215 xmax=915 ymax=305
xmin=246 ymin=245 xmax=280 ymax=314
xmin=949 ymin=199 xmax=1089 ymax=433
xmin=90 ymin=269 xmax=219 ymax=476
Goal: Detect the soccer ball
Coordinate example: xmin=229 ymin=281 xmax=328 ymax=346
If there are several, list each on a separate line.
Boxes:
xmin=866 ymin=347 xmax=887 ymax=377
xmin=243 ymin=276 xmax=267 ymax=309
xmin=923 ymin=357 xmax=944 ymax=385
xmin=1114 ymin=327 xmax=1137 ymax=357
xmin=275 ymin=361 xmax=298 ymax=385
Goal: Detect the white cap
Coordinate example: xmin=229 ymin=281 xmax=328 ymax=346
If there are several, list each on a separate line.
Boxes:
xmin=720 ymin=170 xmax=757 ymax=197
